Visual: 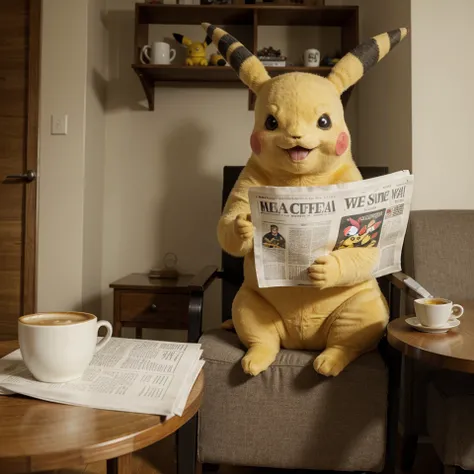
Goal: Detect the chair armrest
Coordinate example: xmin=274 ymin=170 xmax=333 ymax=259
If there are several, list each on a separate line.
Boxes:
xmin=188 ymin=265 xmax=220 ymax=293
xmin=187 ymin=265 xmax=221 ymax=343
xmin=386 ymin=271 xmax=410 ymax=291
xmin=387 ymin=271 xmax=425 ymax=300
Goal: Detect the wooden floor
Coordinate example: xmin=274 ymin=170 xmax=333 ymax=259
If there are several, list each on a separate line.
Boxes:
xmin=41 ymin=436 xmax=443 ymax=474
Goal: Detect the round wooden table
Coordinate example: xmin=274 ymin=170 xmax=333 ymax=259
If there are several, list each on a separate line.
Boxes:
xmin=0 ymin=341 xmax=204 ymax=474
xmin=388 ymin=301 xmax=474 ymax=471
xmin=388 ymin=300 xmax=474 ymax=373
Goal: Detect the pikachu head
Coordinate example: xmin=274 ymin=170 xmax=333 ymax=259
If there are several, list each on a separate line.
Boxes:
xmin=202 ymin=23 xmax=408 ymax=176
xmin=173 ymin=33 xmax=210 ymax=59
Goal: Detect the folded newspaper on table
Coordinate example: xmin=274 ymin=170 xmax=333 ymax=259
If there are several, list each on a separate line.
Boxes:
xmin=249 ymin=170 xmax=414 ymax=288
xmin=0 ymin=337 xmax=204 ymax=419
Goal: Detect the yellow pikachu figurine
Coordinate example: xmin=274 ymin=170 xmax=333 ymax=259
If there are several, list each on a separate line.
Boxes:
xmin=173 ymin=33 xmax=210 ymax=66
xmin=203 ymin=22 xmax=408 ymax=377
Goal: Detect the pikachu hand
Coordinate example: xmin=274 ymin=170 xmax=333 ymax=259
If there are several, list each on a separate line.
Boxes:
xmin=308 ymin=254 xmax=341 ymax=289
xmin=234 ymin=213 xmax=253 ymax=242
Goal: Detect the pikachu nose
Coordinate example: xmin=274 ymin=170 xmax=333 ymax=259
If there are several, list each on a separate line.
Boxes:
xmin=292 ymin=135 xmax=302 ymax=139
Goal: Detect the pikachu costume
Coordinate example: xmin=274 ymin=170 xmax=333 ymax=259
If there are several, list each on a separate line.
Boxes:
xmin=203 ymin=23 xmax=408 ymax=377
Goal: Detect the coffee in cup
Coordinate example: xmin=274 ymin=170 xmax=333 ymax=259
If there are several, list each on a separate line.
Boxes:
xmin=18 ymin=312 xmax=113 ymax=383
xmin=414 ymin=298 xmax=464 ymax=328
xmin=21 ymin=312 xmax=94 ymax=326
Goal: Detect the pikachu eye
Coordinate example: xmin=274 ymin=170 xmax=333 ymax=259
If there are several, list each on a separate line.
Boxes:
xmin=317 ymin=114 xmax=332 ymax=130
xmin=265 ymin=115 xmax=278 ymax=131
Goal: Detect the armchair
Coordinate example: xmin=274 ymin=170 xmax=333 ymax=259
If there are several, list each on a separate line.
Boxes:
xmin=181 ymin=166 xmax=408 ymax=474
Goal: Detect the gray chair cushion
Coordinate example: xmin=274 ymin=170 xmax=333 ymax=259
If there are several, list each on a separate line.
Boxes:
xmin=427 ymin=371 xmax=474 ymax=470
xmin=198 ymin=329 xmax=388 ymax=472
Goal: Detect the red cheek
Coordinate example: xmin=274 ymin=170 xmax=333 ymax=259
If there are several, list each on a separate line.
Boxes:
xmin=336 ymin=132 xmax=349 ymax=156
xmin=250 ymin=132 xmax=262 ymax=155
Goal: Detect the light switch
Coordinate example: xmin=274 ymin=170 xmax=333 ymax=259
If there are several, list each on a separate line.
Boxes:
xmin=51 ymin=114 xmax=68 ymax=135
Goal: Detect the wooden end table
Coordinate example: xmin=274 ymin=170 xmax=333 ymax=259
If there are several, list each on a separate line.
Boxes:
xmin=387 ymin=301 xmax=474 ymax=471
xmin=110 ymin=273 xmax=195 ymax=340
xmin=0 ymin=341 xmax=204 ymax=474
xmin=388 ymin=300 xmax=474 ymax=373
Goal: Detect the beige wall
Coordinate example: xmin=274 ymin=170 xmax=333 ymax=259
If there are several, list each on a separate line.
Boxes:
xmin=38 ymin=0 xmax=413 ymax=331
xmin=100 ymin=0 xmax=359 ymax=333
xmin=37 ymin=0 xmax=88 ymax=311
xmin=411 ymin=0 xmax=474 ymax=209
xmin=328 ymin=0 xmax=412 ymax=172
xmin=357 ymin=0 xmax=412 ymax=173
xmin=103 ymin=1 xmax=250 ymax=332
xmin=38 ymin=0 xmax=107 ymax=314
xmin=83 ymin=0 xmax=107 ymax=316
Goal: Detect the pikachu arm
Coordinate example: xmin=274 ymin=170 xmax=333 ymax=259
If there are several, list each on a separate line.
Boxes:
xmin=331 ymin=247 xmax=380 ymax=286
xmin=332 ymin=163 xmax=379 ymax=286
xmin=217 ymin=161 xmax=265 ymax=258
xmin=309 ymin=161 xmax=379 ymax=288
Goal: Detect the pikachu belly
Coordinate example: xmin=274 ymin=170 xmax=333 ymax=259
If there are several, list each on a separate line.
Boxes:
xmin=242 ymin=252 xmax=380 ymax=349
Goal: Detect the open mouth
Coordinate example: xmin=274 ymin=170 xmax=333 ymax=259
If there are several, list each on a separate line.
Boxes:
xmin=285 ymin=146 xmax=313 ymax=162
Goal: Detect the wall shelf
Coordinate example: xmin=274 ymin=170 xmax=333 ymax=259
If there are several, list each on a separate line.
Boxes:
xmin=136 ymin=4 xmax=357 ymax=26
xmin=132 ymin=3 xmax=358 ymax=111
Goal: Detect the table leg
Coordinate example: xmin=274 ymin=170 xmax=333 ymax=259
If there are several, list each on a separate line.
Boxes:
xmin=383 ymin=345 xmax=401 ymax=474
xmin=107 ymin=452 xmax=133 ymax=474
xmin=113 ymin=321 xmax=122 ymax=337
xmin=136 ymin=327 xmax=143 ymax=339
xmin=177 ymin=414 xmax=198 ymax=474
xmin=400 ymin=355 xmax=418 ymax=471
xmin=113 ymin=292 xmax=122 ymax=338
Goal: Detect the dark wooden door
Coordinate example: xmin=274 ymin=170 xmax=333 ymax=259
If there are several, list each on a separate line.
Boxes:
xmin=0 ymin=0 xmax=40 ymax=339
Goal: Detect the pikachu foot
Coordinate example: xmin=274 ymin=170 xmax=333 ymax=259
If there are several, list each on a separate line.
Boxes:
xmin=313 ymin=347 xmax=357 ymax=377
xmin=242 ymin=345 xmax=278 ymax=376
xmin=221 ymin=319 xmax=234 ymax=330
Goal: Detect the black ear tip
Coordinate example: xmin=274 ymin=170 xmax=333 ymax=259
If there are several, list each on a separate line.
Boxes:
xmin=173 ymin=33 xmax=183 ymax=43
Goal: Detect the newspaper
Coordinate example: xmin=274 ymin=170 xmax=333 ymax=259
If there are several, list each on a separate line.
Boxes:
xmin=249 ymin=170 xmax=414 ymax=288
xmin=0 ymin=337 xmax=204 ymax=418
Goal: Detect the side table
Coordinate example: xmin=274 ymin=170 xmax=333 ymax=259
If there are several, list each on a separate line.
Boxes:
xmin=387 ymin=301 xmax=474 ymax=472
xmin=110 ymin=266 xmax=218 ymax=343
xmin=110 ymin=273 xmax=194 ymax=340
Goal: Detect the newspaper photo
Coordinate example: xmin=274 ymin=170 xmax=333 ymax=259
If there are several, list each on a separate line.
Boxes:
xmin=249 ymin=170 xmax=414 ymax=288
xmin=0 ymin=337 xmax=204 ymax=418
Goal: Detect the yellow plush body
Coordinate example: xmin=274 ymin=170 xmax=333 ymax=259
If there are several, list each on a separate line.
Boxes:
xmin=173 ymin=33 xmax=209 ymax=66
xmin=203 ymin=23 xmax=408 ymax=377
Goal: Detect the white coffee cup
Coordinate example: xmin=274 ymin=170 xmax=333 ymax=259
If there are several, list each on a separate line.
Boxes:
xmin=140 ymin=42 xmax=176 ymax=65
xmin=18 ymin=312 xmax=113 ymax=383
xmin=414 ymin=298 xmax=464 ymax=328
xmin=304 ymin=48 xmax=321 ymax=67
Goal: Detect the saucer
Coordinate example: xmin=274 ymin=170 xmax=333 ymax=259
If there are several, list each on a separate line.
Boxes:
xmin=405 ymin=317 xmax=460 ymax=334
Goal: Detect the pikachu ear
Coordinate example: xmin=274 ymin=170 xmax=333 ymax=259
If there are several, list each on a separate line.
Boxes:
xmin=173 ymin=33 xmax=193 ymax=47
xmin=201 ymin=23 xmax=270 ymax=93
xmin=328 ymin=28 xmax=409 ymax=95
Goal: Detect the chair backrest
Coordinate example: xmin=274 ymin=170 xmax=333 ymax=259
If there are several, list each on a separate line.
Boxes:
xmin=404 ymin=210 xmax=474 ymax=301
xmin=220 ymin=165 xmax=389 ymax=320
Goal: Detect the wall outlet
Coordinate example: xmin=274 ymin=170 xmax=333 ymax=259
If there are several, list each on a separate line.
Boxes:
xmin=51 ymin=114 xmax=68 ymax=135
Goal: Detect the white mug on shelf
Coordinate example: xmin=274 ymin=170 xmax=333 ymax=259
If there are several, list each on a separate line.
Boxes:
xmin=140 ymin=42 xmax=176 ymax=65
xmin=304 ymin=48 xmax=321 ymax=67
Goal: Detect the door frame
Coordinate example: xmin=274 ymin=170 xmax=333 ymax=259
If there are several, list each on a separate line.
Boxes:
xmin=22 ymin=0 xmax=41 ymax=315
